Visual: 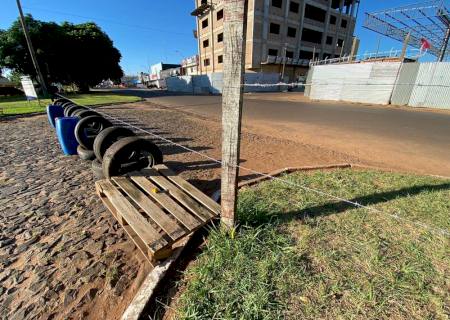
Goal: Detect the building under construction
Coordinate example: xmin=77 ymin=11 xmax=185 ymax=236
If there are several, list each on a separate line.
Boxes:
xmin=191 ymin=0 xmax=360 ymax=80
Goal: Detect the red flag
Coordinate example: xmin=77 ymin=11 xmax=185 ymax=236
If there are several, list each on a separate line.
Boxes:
xmin=420 ymin=38 xmax=431 ymax=50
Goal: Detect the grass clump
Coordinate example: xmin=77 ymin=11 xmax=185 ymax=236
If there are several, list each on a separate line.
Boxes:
xmin=175 ymin=169 xmax=450 ymax=320
xmin=0 ymin=93 xmax=141 ymax=116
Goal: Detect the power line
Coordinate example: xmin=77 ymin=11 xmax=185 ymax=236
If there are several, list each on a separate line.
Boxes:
xmin=22 ymin=5 xmax=193 ymax=37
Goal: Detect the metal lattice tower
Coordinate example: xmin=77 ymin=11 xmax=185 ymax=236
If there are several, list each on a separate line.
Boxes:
xmin=363 ymin=0 xmax=450 ymax=61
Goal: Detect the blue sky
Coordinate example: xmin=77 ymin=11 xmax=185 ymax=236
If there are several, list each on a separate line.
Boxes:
xmin=0 ymin=0 xmax=440 ymax=75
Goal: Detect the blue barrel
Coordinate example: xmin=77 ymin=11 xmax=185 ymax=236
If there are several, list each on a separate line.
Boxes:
xmin=55 ymin=117 xmax=79 ymax=155
xmin=47 ymin=105 xmax=65 ymax=128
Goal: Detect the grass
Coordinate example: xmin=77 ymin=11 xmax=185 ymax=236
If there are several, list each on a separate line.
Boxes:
xmin=174 ymin=169 xmax=450 ymax=320
xmin=0 ymin=93 xmax=142 ymax=116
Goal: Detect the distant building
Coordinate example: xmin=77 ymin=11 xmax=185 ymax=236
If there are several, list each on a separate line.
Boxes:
xmin=149 ymin=62 xmax=181 ymax=88
xmin=192 ymin=0 xmax=359 ymax=81
xmin=139 ymin=72 xmax=150 ymax=86
xmin=181 ymin=55 xmax=200 ymax=75
xmin=121 ymin=75 xmax=139 ymax=87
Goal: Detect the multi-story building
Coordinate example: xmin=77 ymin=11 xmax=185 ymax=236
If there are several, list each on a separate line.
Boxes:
xmin=191 ymin=0 xmax=359 ymax=81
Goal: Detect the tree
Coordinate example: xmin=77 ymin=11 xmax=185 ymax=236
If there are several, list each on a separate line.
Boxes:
xmin=0 ymin=15 xmax=123 ymax=91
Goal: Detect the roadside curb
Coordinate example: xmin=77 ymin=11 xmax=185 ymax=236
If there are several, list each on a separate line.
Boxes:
xmin=121 ymin=238 xmax=189 ymax=320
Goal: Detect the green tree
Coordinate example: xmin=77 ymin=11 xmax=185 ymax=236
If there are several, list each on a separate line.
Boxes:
xmin=0 ymin=15 xmax=123 ymax=92
xmin=7 ymin=70 xmax=22 ymax=86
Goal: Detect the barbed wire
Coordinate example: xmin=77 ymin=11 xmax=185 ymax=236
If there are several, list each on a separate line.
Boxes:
xmin=57 ymin=94 xmax=450 ymax=237
xmin=240 ymin=82 xmax=450 ymax=88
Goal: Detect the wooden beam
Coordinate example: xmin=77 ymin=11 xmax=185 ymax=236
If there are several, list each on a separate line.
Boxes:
xmin=221 ymin=0 xmax=248 ymax=229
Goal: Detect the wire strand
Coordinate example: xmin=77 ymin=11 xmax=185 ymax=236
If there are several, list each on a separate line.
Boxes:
xmin=56 ymin=94 xmax=450 ymax=237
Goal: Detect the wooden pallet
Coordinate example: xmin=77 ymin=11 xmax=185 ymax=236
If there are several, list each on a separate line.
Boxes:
xmin=96 ymin=164 xmax=220 ymax=265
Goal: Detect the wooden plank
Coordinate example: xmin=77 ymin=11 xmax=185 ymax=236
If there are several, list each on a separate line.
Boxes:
xmin=112 ymin=177 xmax=186 ymax=241
xmin=98 ymin=180 xmax=168 ymax=253
xmin=97 ymin=182 xmax=154 ymax=265
xmin=96 ymin=181 xmax=124 ymax=224
xmin=130 ymin=176 xmax=201 ymax=231
xmin=141 ymin=168 xmax=215 ymax=222
xmin=154 ymin=164 xmax=221 ymax=216
xmin=122 ymin=223 xmax=155 ymax=265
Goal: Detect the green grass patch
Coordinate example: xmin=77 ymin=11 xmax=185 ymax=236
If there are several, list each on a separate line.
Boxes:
xmin=175 ymin=169 xmax=450 ymax=320
xmin=0 ymin=93 xmax=141 ymax=116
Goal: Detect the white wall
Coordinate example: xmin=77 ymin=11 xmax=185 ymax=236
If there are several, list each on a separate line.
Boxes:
xmin=166 ymin=72 xmax=282 ymax=94
xmin=309 ymin=62 xmax=402 ymax=105
xmin=408 ymin=62 xmax=450 ymax=110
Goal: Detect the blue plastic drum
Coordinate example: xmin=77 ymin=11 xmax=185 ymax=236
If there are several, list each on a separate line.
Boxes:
xmin=47 ymin=105 xmax=65 ymax=128
xmin=55 ymin=117 xmax=79 ymax=155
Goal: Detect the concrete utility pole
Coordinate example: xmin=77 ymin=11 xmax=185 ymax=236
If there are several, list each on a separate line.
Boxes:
xmin=339 ymin=40 xmax=345 ymax=57
xmin=348 ymin=37 xmax=359 ymax=62
xmin=220 ymin=0 xmax=248 ymax=229
xmin=281 ymin=43 xmax=287 ymax=81
xmin=400 ymin=32 xmax=411 ymax=60
xmin=16 ymin=0 xmax=48 ymax=96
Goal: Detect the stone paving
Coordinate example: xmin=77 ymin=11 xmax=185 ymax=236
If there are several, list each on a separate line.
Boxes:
xmin=0 ymin=115 xmax=149 ymax=320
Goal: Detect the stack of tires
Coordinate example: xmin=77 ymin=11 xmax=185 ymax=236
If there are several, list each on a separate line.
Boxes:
xmin=47 ymin=98 xmax=163 ymax=180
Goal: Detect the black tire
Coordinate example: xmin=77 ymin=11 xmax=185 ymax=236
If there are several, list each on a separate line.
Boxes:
xmin=77 ymin=145 xmax=95 ymax=161
xmin=93 ymin=126 xmax=135 ymax=162
xmin=64 ymin=104 xmax=79 ymax=116
xmin=53 ymin=98 xmax=69 ymax=106
xmin=75 ymin=109 xmax=100 ymax=119
xmin=62 ymin=102 xmax=76 ymax=111
xmin=74 ymin=115 xmax=112 ymax=150
xmin=91 ymin=159 xmax=105 ymax=180
xmin=67 ymin=105 xmax=86 ymax=117
xmin=72 ymin=108 xmax=96 ymax=118
xmin=71 ymin=107 xmax=88 ymax=117
xmin=102 ymin=137 xmax=163 ymax=179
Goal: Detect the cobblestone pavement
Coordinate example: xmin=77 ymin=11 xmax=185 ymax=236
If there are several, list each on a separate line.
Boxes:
xmin=0 ymin=116 xmax=150 ymax=320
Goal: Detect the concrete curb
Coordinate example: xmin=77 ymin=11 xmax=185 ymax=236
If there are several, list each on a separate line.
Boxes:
xmin=237 ymin=163 xmax=352 ymax=188
xmin=121 ymin=237 xmax=190 ymax=320
xmin=211 ymin=163 xmax=353 ymax=202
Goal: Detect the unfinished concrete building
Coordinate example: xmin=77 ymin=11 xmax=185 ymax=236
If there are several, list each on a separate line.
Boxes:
xmin=191 ymin=0 xmax=359 ymax=80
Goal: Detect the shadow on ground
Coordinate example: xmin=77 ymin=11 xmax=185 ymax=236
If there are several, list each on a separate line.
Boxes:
xmin=241 ymin=182 xmax=450 ymax=226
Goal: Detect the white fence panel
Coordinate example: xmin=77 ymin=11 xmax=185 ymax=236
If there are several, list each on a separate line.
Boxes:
xmin=340 ymin=64 xmax=373 ymax=103
xmin=309 ymin=62 xmax=401 ymax=105
xmin=409 ymin=62 xmax=450 ymax=110
xmin=167 ymin=72 xmax=282 ymax=94
xmin=391 ymin=63 xmax=420 ymax=106
xmin=309 ymin=64 xmax=345 ymax=101
xmin=365 ymin=62 xmax=402 ymax=105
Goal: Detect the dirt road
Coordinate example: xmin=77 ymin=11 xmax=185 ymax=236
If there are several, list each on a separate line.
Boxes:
xmin=136 ymin=92 xmax=450 ymax=177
